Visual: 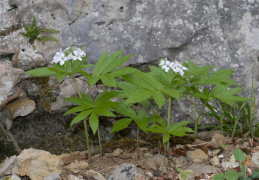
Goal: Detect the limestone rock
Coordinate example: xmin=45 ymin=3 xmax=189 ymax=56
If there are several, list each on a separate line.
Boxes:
xmin=0 ymin=155 xmax=16 ymax=177
xmin=186 ymin=149 xmax=208 ymax=163
xmin=145 ymin=154 xmax=168 ymax=170
xmin=187 ymin=163 xmax=218 ymax=175
xmin=209 ymin=133 xmax=231 ymax=148
xmin=6 ymin=97 xmax=35 ymax=119
xmin=68 ymin=175 xmax=84 ymax=180
xmin=106 ymin=163 xmax=145 ymax=180
xmin=252 ymin=152 xmax=259 ymax=166
xmin=0 ymin=61 xmax=24 ymax=104
xmin=58 ymin=151 xmax=81 ymax=165
xmin=12 ymin=148 xmax=64 ymax=180
xmin=112 ymin=148 xmax=123 ymax=156
xmin=85 ymin=170 xmax=105 ymax=180
xmin=44 ymin=172 xmax=61 ymax=180
xmin=63 ymin=160 xmax=89 ymax=174
xmin=210 ymin=157 xmax=220 ymax=166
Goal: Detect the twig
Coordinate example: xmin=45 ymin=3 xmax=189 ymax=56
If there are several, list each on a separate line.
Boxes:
xmin=0 ymin=123 xmax=21 ymax=153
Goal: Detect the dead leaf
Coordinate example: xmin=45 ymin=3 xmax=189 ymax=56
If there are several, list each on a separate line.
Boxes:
xmin=243 ymin=132 xmax=250 ymax=138
xmin=242 ymin=156 xmax=254 ymax=167
xmin=249 ymin=138 xmax=254 ymax=147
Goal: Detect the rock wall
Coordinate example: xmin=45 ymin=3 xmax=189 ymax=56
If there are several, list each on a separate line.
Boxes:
xmin=0 ymin=0 xmax=258 ymax=156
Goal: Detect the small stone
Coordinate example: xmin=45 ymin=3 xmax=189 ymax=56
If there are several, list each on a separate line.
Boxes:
xmin=146 ymin=154 xmax=168 ymax=171
xmin=64 ymin=160 xmax=89 ymax=173
xmin=68 ymin=175 xmax=84 ymax=180
xmin=112 ymin=148 xmax=123 ymax=156
xmin=210 ymin=157 xmax=220 ymax=166
xmin=143 ymin=153 xmax=153 ymax=158
xmin=106 ymin=163 xmax=145 ymax=180
xmin=186 ymin=149 xmax=208 ymax=163
xmin=210 ymin=133 xmax=231 ymax=148
xmin=11 ymin=174 xmax=21 ymax=180
xmin=210 ymin=149 xmax=221 ymax=156
xmin=146 ymin=171 xmax=153 ymax=177
xmin=85 ymin=170 xmax=106 ymax=180
xmin=0 ymin=155 xmax=16 ymax=176
xmin=218 ymin=155 xmax=224 ymax=159
xmin=177 ymin=170 xmax=195 ymax=180
xmin=44 ymin=172 xmax=61 ymax=180
xmin=187 ymin=163 xmax=218 ymax=175
xmin=252 ymin=152 xmax=259 ymax=166
xmin=173 ymin=156 xmax=188 ymax=168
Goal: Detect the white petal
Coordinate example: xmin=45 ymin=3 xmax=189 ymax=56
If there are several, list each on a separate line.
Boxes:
xmin=159 ymin=60 xmax=165 ymax=66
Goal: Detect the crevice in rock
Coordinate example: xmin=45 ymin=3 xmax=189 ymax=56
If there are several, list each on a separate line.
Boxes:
xmin=0 ymin=24 xmax=22 ymax=37
xmin=7 ymin=4 xmax=18 ymax=11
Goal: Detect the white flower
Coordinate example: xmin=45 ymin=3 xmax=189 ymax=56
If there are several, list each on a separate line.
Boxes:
xmin=161 ymin=65 xmax=170 ymax=72
xmin=74 ymin=48 xmax=86 ymax=58
xmin=159 ymin=59 xmax=166 ymax=66
xmin=59 ymin=53 xmax=69 ymax=65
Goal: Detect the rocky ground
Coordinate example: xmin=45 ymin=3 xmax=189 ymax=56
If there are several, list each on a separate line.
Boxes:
xmin=1 ymin=131 xmax=259 ymax=180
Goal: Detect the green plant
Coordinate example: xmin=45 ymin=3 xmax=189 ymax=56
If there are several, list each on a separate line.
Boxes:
xmin=177 ymin=168 xmax=193 ymax=180
xmin=25 ymin=47 xmax=133 ymax=163
xmin=21 ymin=17 xmax=60 ymax=45
xmin=213 ymin=148 xmax=259 ymax=180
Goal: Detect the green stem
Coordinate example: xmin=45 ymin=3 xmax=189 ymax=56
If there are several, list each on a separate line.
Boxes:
xmin=137 ymin=126 xmax=140 ymax=159
xmin=83 ymin=119 xmax=91 ymax=163
xmin=167 ymin=97 xmax=172 ymax=154
xmin=71 ymin=75 xmax=92 ymax=163
xmin=97 ymin=127 xmax=103 ymax=156
xmin=194 ymin=98 xmax=197 ymax=140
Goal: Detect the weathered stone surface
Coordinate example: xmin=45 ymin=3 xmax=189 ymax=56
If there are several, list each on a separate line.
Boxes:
xmin=12 ymin=148 xmax=64 ymax=180
xmin=0 ymin=155 xmax=16 ymax=177
xmin=186 ymin=149 xmax=208 ymax=163
xmin=6 ymin=97 xmax=35 ymax=119
xmin=58 ymin=151 xmax=81 ymax=165
xmin=252 ymin=152 xmax=259 ymax=166
xmin=210 ymin=133 xmax=231 ymax=148
xmin=85 ymin=170 xmax=106 ymax=180
xmin=63 ymin=160 xmax=89 ymax=174
xmin=0 ymin=61 xmax=24 ymax=104
xmin=187 ymin=163 xmax=218 ymax=175
xmin=44 ymin=172 xmax=61 ymax=180
xmin=106 ymin=163 xmax=145 ymax=180
xmin=145 ymin=154 xmax=168 ymax=170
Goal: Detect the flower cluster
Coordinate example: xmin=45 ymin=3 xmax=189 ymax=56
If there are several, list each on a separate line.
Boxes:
xmin=52 ymin=47 xmax=86 ymax=65
xmin=159 ymin=58 xmax=188 ymax=76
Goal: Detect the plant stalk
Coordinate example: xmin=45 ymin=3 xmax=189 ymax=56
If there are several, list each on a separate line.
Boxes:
xmin=71 ymin=75 xmax=92 ymax=163
xmin=167 ymin=97 xmax=172 ymax=154
xmin=137 ymin=126 xmax=140 ymax=159
xmin=83 ymin=119 xmax=91 ymax=163
xmin=97 ymin=127 xmax=103 ymax=156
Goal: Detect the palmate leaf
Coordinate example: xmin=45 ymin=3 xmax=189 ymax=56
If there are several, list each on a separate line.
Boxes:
xmin=148 ymin=124 xmax=166 ymax=134
xmin=92 ymin=50 xmax=108 ymax=76
xmin=57 ymin=73 xmax=67 ymax=82
xmin=134 ymin=109 xmax=149 ymax=133
xmin=162 ymin=89 xmax=180 ymax=100
xmin=152 ymin=91 xmax=166 ymax=108
xmin=89 ymin=112 xmax=99 ymax=135
xmin=70 ymin=109 xmax=93 ymax=126
xmin=95 ymin=90 xmax=120 ymax=106
xmin=114 ymin=104 xmax=137 ymax=119
xmin=121 ymin=74 xmax=156 ymax=90
xmin=169 ymin=127 xmax=194 ymax=137
xmin=168 ymin=121 xmax=191 ymax=132
xmin=110 ymin=118 xmax=133 ymax=133
xmin=134 ymin=71 xmax=163 ymax=90
xmin=64 ymin=105 xmax=91 ymax=115
xmin=93 ymin=107 xmax=116 ymax=117
xmin=101 ymin=74 xmax=117 ymax=87
xmin=124 ymin=89 xmax=153 ymax=105
xmin=64 ymin=96 xmax=94 ymax=107
xmin=25 ymin=67 xmax=59 ymax=77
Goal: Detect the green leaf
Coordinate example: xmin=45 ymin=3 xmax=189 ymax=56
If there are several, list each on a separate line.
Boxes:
xmin=124 ymin=89 xmax=153 ymax=104
xmin=162 ymin=89 xmax=180 ymax=100
xmin=57 ymin=73 xmax=67 ymax=82
xmin=162 ymin=133 xmax=170 ymax=144
xmin=70 ymin=109 xmax=93 ymax=126
xmin=212 ymin=173 xmax=225 ymax=180
xmin=94 ymin=107 xmax=116 ymax=117
xmin=88 ymin=76 xmax=100 ymax=86
xmin=110 ymin=118 xmax=133 ymax=133
xmin=251 ymin=169 xmax=259 ymax=178
xmin=134 ymin=71 xmax=163 ymax=90
xmin=92 ymin=50 xmax=108 ymax=76
xmin=168 ymin=121 xmax=191 ymax=132
xmin=64 ymin=105 xmax=91 ymax=115
xmin=108 ymin=67 xmax=138 ymax=77
xmin=225 ymin=170 xmax=243 ymax=180
xmin=240 ymin=174 xmax=252 ymax=180
xmin=95 ymin=90 xmax=120 ymax=106
xmin=98 ymin=50 xmax=124 ymax=75
xmin=114 ymin=104 xmax=137 ymax=119
xmin=218 ymin=96 xmax=251 ymax=106
xmin=25 ymin=67 xmax=59 ymax=77
xmin=64 ymin=97 xmax=93 ymax=107
xmin=82 ymin=64 xmax=95 ymax=68
xmin=148 ymin=124 xmax=166 ymax=134
xmin=169 ymin=127 xmax=194 ymax=137
xmin=234 ymin=148 xmax=246 ymax=163
xmin=152 ymin=91 xmax=166 ymax=108
xmin=102 ymin=54 xmax=133 ymax=74
xmin=89 ymin=112 xmax=99 ymax=135
xmin=100 ymin=74 xmax=117 ymax=87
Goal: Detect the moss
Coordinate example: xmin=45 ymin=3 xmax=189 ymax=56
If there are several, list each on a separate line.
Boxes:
xmin=0 ymin=24 xmax=22 ymax=36
xmin=30 ymin=77 xmax=59 ymax=112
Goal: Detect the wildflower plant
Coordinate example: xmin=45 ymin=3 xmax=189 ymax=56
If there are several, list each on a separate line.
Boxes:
xmin=25 ymin=46 xmax=134 ymax=163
